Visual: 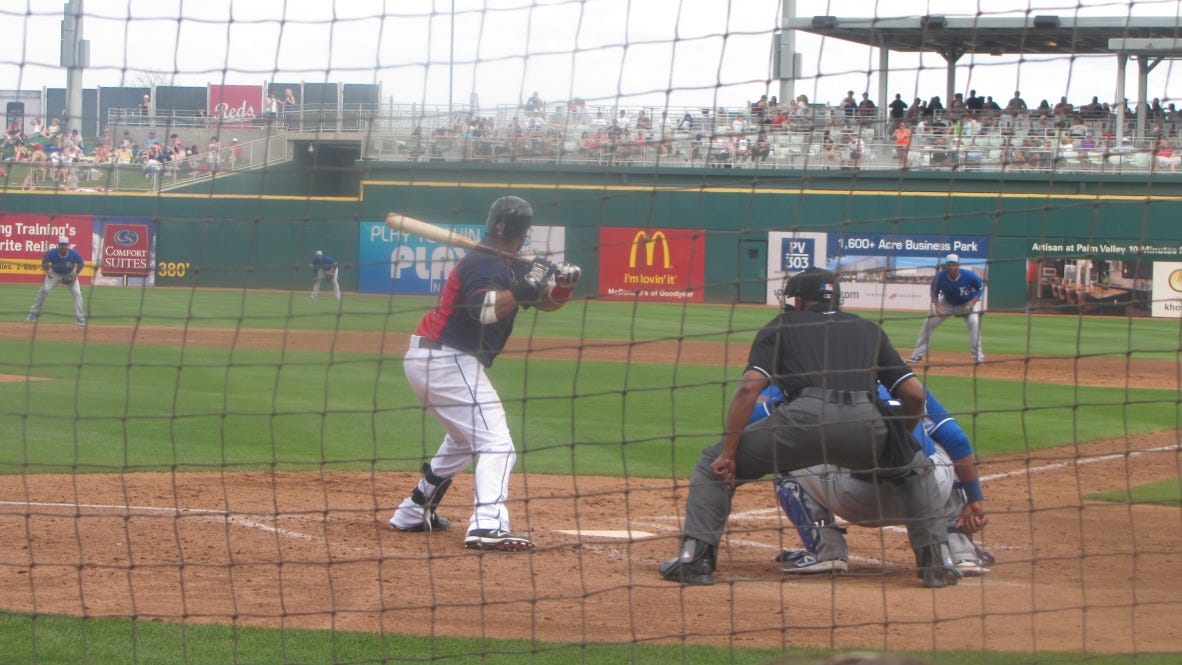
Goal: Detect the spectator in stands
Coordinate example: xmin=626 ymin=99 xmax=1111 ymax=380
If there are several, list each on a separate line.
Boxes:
xmin=114 ymin=142 xmax=134 ymax=165
xmin=207 ymin=136 xmax=221 ymax=171
xmin=1055 ymin=133 xmax=1076 ymax=168
xmin=30 ymin=116 xmax=44 ymax=138
xmin=750 ymin=94 xmax=768 ymax=122
xmin=29 ymin=143 xmax=49 ymax=182
xmin=1152 ymin=137 xmax=1176 ymax=173
xmin=1053 ymin=96 xmax=1073 ymax=118
xmin=1030 ymin=114 xmax=1054 ymax=136
xmin=4 ymin=121 xmax=24 ymax=149
xmin=927 ymin=96 xmax=943 ymax=116
xmin=734 ymin=132 xmax=750 ymax=164
xmin=858 ymin=92 xmax=876 ymax=119
xmin=948 ymin=92 xmax=965 ymax=118
xmin=731 ymin=114 xmax=748 ymax=134
xmin=1035 ymin=99 xmax=1052 ymax=116
xmin=983 ymin=96 xmax=1002 ymax=114
xmin=615 ymin=110 xmax=630 ymax=132
xmin=844 ymin=133 xmax=866 ymax=169
xmin=43 ymin=117 xmax=61 ymax=141
xmin=888 ymin=94 xmax=907 ymax=122
xmin=962 ymin=114 xmax=981 ymax=137
xmin=767 ymin=96 xmax=780 ymax=116
xmin=141 ymin=94 xmax=152 ymax=116
xmin=965 ymin=89 xmax=983 ymax=113
xmin=678 ymin=113 xmax=694 ymax=131
xmin=1150 ymin=98 xmax=1165 ymax=119
xmin=636 ymin=110 xmax=652 ymax=132
xmin=892 ymin=121 xmax=911 ymax=166
xmin=1068 ymin=116 xmax=1089 ymax=137
xmin=770 ymin=109 xmax=789 ymax=131
xmin=1007 ymin=91 xmax=1028 ymax=114
xmin=751 ymin=130 xmax=771 ymax=164
xmin=1079 ymin=131 xmax=1097 ymax=162
xmin=525 ymin=91 xmax=544 ymax=113
xmin=591 ymin=111 xmax=609 ymax=128
xmin=145 ymin=131 xmax=159 ymax=148
xmin=840 ymin=91 xmax=858 ymax=118
xmin=229 ymin=138 xmax=242 ymax=169
xmin=1079 ymin=96 xmax=1103 ymax=119
xmin=820 ymin=130 xmax=838 ymax=168
xmin=793 ymin=95 xmax=810 ymax=118
xmin=265 ymin=92 xmax=279 ymax=121
xmin=904 ymin=98 xmax=921 ymax=124
xmin=284 ymin=88 xmax=297 ymax=118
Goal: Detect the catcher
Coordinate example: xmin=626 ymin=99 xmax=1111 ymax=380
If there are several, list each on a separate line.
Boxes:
xmin=28 ymin=235 xmax=86 ymax=326
xmin=751 ymin=384 xmax=993 ymax=577
xmin=908 ymin=253 xmax=985 ymax=365
xmin=310 ymin=250 xmax=341 ymax=301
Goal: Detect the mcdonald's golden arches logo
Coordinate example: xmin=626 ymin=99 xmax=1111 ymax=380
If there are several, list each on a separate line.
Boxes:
xmin=628 ymin=230 xmax=672 ymax=269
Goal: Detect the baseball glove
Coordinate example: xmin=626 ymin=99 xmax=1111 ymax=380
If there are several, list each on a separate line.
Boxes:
xmin=951 ymin=304 xmax=973 ymax=317
xmin=59 ymin=275 xmax=75 ymax=284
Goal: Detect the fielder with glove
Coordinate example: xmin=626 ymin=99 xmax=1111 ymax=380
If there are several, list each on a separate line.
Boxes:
xmin=908 ymin=253 xmax=985 ymax=365
xmin=27 ymin=235 xmax=86 ymax=326
xmin=310 ymin=250 xmax=341 ymax=301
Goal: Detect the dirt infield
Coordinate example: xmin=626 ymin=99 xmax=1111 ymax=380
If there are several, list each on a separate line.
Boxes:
xmin=1 ymin=323 xmax=1180 ymax=654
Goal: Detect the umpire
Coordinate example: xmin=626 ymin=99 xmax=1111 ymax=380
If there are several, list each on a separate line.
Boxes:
xmin=659 ymin=267 xmax=961 ymax=588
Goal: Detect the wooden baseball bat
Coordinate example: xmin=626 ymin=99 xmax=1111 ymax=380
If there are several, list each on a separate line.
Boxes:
xmin=385 ymin=213 xmax=533 ymax=263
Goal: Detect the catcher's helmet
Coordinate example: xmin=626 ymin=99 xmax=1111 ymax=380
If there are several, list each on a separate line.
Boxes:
xmin=485 ymin=196 xmax=534 ymax=240
xmin=780 ymin=267 xmax=841 ymax=310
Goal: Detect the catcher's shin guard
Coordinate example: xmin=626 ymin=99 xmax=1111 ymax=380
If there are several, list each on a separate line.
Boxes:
xmin=775 ymin=476 xmax=848 ymax=562
xmin=659 ymin=538 xmax=715 ymax=585
xmin=410 ymin=462 xmax=453 ymax=532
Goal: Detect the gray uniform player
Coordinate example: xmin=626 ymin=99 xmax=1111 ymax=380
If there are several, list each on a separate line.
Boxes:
xmin=28 ymin=235 xmax=86 ymax=326
xmin=310 ymin=250 xmax=341 ymax=300
xmin=660 ymin=268 xmax=962 ymax=588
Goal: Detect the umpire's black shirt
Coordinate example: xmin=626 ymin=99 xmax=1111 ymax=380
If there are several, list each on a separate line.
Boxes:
xmin=745 ymin=307 xmax=914 ymax=397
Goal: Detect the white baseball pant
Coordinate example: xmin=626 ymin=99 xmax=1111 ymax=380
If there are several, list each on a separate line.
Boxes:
xmin=911 ymin=299 xmax=983 ymax=362
xmin=30 ymin=274 xmax=84 ymax=322
xmin=311 ymin=267 xmax=340 ymax=300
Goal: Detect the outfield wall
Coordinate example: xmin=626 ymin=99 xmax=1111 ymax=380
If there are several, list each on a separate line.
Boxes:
xmin=2 ymin=163 xmax=1181 ymax=313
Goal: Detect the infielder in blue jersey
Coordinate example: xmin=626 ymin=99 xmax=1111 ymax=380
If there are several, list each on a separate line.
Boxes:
xmin=909 ymin=252 xmax=986 ymax=365
xmin=310 ymin=250 xmax=341 ymax=300
xmin=390 ymin=196 xmax=581 ymax=553
xmin=751 ymin=384 xmax=994 ymax=576
xmin=28 ymin=235 xmax=86 ymax=326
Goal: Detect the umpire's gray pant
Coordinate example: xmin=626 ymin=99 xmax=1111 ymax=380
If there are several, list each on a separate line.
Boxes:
xmin=681 ymin=389 xmax=948 ymax=553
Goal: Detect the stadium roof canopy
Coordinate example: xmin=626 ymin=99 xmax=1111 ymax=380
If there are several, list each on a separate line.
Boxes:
xmin=784 ymin=15 xmax=1182 ymax=59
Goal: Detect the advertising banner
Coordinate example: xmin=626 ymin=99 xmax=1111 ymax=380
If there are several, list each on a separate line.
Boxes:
xmin=208 ymin=84 xmax=263 ymax=124
xmin=357 ymin=221 xmax=566 ymax=295
xmin=1024 ymin=239 xmax=1171 ymax=317
xmin=1150 ymin=262 xmax=1181 ymax=318
xmin=0 ymin=214 xmax=94 ymax=284
xmin=598 ymin=227 xmax=705 ymax=302
xmin=765 ymin=231 xmax=989 ymax=311
xmin=92 ymin=217 xmax=156 ymax=286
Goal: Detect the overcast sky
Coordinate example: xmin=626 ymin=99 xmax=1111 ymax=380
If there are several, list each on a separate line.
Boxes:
xmin=1 ymin=0 xmax=1178 ymax=111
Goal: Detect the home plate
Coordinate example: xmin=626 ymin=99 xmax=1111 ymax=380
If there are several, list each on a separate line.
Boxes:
xmin=554 ymin=529 xmax=656 ymax=540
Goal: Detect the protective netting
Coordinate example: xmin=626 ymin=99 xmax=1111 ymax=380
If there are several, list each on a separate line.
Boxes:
xmin=1 ymin=2 xmax=1181 ymax=664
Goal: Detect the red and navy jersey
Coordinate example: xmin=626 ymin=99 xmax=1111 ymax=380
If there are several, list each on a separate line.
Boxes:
xmin=42 ymin=247 xmax=85 ymax=275
xmin=415 ymin=240 xmax=530 ymax=367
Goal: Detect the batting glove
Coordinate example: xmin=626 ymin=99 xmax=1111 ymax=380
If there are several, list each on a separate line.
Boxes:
xmin=555 ymin=262 xmax=582 ymax=287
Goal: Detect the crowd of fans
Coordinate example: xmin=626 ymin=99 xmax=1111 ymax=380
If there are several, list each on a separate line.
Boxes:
xmin=1 ymin=115 xmax=247 ymax=189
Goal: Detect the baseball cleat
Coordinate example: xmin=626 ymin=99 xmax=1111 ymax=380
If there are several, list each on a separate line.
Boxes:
xmin=954 ymin=558 xmax=991 ymax=576
xmin=75 ymin=319 xmax=86 ymax=326
xmin=906 ymin=354 xmax=923 ymax=364
xmin=26 ymin=314 xmax=37 ymax=322
xmin=659 ymin=556 xmax=715 ymax=585
xmin=464 ymin=528 xmax=535 ymax=552
xmin=390 ymin=512 xmax=450 ymax=533
xmin=777 ymin=549 xmax=848 ymax=575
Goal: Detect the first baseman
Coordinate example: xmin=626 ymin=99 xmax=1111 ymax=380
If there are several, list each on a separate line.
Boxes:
xmin=310 ymin=250 xmax=341 ymax=300
xmin=390 ymin=195 xmax=582 ymax=552
xmin=28 ymin=235 xmax=86 ymax=326
xmin=909 ymin=253 xmax=985 ymax=365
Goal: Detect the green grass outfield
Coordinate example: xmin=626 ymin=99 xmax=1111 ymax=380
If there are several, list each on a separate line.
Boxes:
xmin=2 ymin=285 xmax=1180 ymax=664
xmin=1089 ymin=478 xmax=1182 ymax=506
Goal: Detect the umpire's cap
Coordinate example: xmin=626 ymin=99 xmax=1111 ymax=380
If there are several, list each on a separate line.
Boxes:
xmin=782 ymin=267 xmax=841 ymax=309
xmin=485 ymin=196 xmax=533 ymax=240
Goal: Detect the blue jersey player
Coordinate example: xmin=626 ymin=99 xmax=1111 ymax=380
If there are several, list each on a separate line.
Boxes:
xmin=309 ymin=250 xmax=341 ymax=301
xmin=908 ymin=253 xmax=986 ymax=365
xmin=390 ymin=196 xmax=582 ymax=552
xmin=28 ymin=235 xmax=86 ymax=326
xmin=753 ymin=384 xmax=994 ymax=576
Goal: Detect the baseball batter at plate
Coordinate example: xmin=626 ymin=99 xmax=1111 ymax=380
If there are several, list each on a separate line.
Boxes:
xmin=908 ymin=253 xmax=985 ymax=365
xmin=751 ymin=384 xmax=993 ymax=577
xmin=390 ymin=195 xmax=581 ymax=552
xmin=28 ymin=235 xmax=86 ymax=326
xmin=310 ymin=250 xmax=341 ymax=301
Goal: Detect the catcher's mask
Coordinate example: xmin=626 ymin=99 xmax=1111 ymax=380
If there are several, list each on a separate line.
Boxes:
xmin=777 ymin=267 xmax=841 ymax=311
xmin=485 ymin=195 xmax=534 ymax=241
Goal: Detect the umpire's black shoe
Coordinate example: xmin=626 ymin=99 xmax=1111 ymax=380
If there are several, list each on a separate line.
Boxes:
xmin=391 ymin=511 xmax=450 ymax=533
xmin=659 ymin=556 xmax=715 ymax=585
xmin=915 ymin=543 xmax=962 ymax=588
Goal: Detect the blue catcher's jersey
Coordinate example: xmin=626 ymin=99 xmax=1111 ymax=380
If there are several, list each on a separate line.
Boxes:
xmin=42 ymin=247 xmax=85 ymax=275
xmin=750 ymin=383 xmax=974 ymax=462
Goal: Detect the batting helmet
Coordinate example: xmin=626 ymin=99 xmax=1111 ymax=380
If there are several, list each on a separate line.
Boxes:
xmin=485 ymin=196 xmax=534 ymax=240
xmin=780 ymin=267 xmax=841 ymax=310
